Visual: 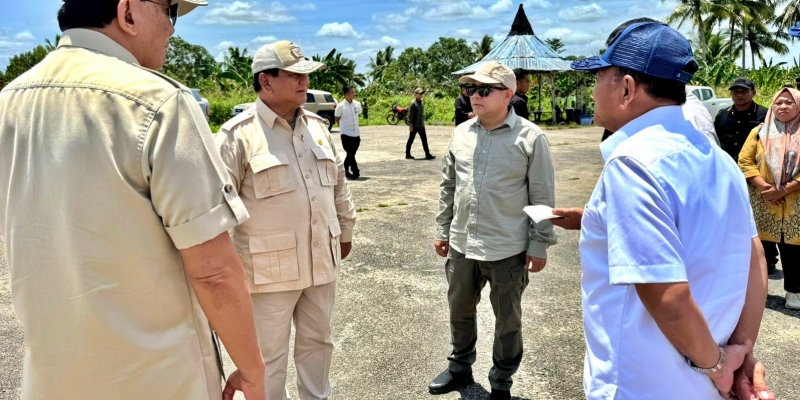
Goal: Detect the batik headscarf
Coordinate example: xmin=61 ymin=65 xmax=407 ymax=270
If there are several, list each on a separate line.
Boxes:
xmin=759 ymin=88 xmax=800 ymax=191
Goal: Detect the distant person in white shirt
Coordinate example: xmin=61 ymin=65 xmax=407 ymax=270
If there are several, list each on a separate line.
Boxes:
xmin=558 ymin=20 xmax=775 ymax=400
xmin=335 ymin=85 xmax=362 ymax=179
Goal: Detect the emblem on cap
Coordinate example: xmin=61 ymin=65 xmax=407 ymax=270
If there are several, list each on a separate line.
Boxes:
xmin=317 ymin=138 xmax=323 ymax=145
xmin=291 ymin=47 xmax=305 ymax=59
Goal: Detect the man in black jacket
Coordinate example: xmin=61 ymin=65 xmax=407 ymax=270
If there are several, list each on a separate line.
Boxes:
xmin=454 ymin=84 xmax=474 ymax=126
xmin=714 ymin=77 xmax=774 ymax=273
xmin=509 ymin=69 xmax=530 ymax=120
xmin=406 ymin=88 xmax=435 ymax=160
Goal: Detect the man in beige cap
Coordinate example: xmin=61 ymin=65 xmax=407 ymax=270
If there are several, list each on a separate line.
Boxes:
xmin=0 ymin=1 xmax=266 ymax=400
xmin=216 ymin=40 xmax=356 ymax=400
xmin=430 ymin=61 xmax=557 ymax=400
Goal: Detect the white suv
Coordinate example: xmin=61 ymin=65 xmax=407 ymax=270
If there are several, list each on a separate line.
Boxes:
xmin=231 ymin=89 xmax=339 ymax=130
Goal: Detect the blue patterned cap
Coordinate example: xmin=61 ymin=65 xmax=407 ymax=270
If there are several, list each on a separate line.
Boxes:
xmin=571 ymin=22 xmax=698 ymax=83
xmin=789 ymin=21 xmax=800 ymax=38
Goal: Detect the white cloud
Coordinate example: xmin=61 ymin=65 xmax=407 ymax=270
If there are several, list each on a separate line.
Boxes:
xmin=423 ymin=2 xmax=491 ymax=20
xmin=14 ymin=31 xmax=35 ymax=41
xmin=315 ymin=22 xmax=363 ymax=38
xmin=557 ymin=3 xmax=608 ymax=22
xmin=525 ymin=0 xmax=553 ymax=9
xmin=455 ymin=28 xmax=473 ymax=36
xmin=214 ymin=40 xmax=238 ymax=51
xmin=544 ymin=27 xmax=595 ymax=45
xmin=529 ymin=15 xmax=554 ymax=29
xmin=373 ymin=7 xmax=417 ymax=31
xmin=291 ymin=3 xmax=316 ymax=11
xmin=628 ymin=1 xmax=672 ymax=17
xmin=199 ymin=1 xmax=296 ymax=25
xmin=250 ymin=36 xmax=278 ymax=45
xmin=381 ymin=36 xmax=401 ymax=46
xmin=489 ymin=0 xmax=513 ymax=13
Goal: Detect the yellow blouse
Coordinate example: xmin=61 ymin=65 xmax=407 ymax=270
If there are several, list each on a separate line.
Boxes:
xmin=738 ymin=127 xmax=800 ymax=245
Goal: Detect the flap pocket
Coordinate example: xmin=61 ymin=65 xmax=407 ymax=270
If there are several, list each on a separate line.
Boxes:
xmin=249 ymin=232 xmax=299 ymax=285
xmin=250 ymin=152 xmax=288 ymax=174
xmin=250 ymin=152 xmax=295 ymax=198
xmin=311 ymin=145 xmax=336 ymax=161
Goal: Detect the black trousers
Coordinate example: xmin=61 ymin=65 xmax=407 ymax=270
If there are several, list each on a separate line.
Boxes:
xmin=340 ymin=134 xmax=360 ymax=176
xmin=766 ymin=239 xmax=800 ymax=293
xmin=406 ymin=127 xmax=431 ymax=157
xmin=762 ymin=240 xmax=779 ymax=268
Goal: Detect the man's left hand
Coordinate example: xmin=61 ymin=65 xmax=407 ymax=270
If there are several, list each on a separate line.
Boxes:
xmin=526 ymin=256 xmax=546 ymax=273
xmin=341 ymin=242 xmax=352 ymax=260
xmin=761 ymin=186 xmax=786 ymax=204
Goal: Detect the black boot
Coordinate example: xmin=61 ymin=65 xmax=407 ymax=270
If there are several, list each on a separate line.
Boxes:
xmin=490 ymin=388 xmax=511 ymax=400
xmin=428 ymin=368 xmax=474 ymax=394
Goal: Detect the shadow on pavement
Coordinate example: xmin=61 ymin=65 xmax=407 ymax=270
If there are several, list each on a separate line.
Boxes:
xmin=768 ymin=270 xmax=784 ymax=280
xmin=766 ymin=294 xmax=800 ymax=319
xmin=450 ymin=383 xmax=531 ymax=400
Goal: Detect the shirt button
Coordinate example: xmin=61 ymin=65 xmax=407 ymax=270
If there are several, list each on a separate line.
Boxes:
xmin=312 ymin=196 xmax=317 ymax=201
xmin=482 ymin=150 xmax=487 ymax=154
xmin=299 ymin=153 xmax=304 ymax=158
xmin=478 ymin=171 xmax=483 ymax=174
xmin=305 ymin=174 xmax=310 ymax=179
xmin=314 ymin=242 xmax=319 ymax=248
xmin=313 ymin=219 xmax=318 ymax=224
xmin=223 ymin=184 xmax=233 ymax=193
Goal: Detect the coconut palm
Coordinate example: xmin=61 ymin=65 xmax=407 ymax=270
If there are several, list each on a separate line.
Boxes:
xmin=471 ymin=35 xmax=494 ymax=61
xmin=663 ymin=0 xmax=715 ymax=54
xmin=367 ymin=46 xmax=395 ymax=83
xmin=43 ymin=34 xmax=62 ymax=52
xmin=775 ymin=0 xmax=800 ymax=32
xmin=309 ymin=49 xmax=365 ymax=93
xmin=705 ymin=0 xmax=774 ymax=59
xmin=729 ymin=17 xmax=790 ymax=69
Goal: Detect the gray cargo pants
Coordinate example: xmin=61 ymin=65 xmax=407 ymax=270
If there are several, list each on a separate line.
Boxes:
xmin=445 ymin=249 xmax=529 ymax=391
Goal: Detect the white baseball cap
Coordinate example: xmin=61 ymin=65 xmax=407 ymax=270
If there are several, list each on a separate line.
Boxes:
xmin=175 ymin=0 xmax=207 ymax=17
xmin=251 ymin=41 xmax=327 ymax=75
xmin=458 ymin=61 xmax=517 ymax=94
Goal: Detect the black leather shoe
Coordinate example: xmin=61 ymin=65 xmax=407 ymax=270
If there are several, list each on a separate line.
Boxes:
xmin=406 ymin=154 xmax=415 ymax=159
xmin=490 ymin=388 xmax=511 ymax=400
xmin=428 ymin=368 xmax=474 ymax=394
xmin=768 ymin=263 xmax=777 ymax=275
xmin=425 ymin=154 xmax=436 ymax=160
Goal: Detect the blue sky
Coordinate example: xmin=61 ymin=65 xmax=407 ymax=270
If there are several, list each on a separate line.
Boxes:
xmin=1 ymin=0 xmax=796 ymax=74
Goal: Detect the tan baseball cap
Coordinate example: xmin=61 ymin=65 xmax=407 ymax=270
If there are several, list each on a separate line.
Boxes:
xmin=175 ymin=0 xmax=208 ymax=17
xmin=251 ymin=41 xmax=326 ymax=74
xmin=458 ymin=61 xmax=516 ymax=94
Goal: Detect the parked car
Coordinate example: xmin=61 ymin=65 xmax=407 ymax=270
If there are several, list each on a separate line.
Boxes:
xmin=231 ymin=89 xmax=339 ymax=130
xmin=687 ymin=85 xmax=733 ymax=117
xmin=190 ymin=88 xmax=210 ymax=122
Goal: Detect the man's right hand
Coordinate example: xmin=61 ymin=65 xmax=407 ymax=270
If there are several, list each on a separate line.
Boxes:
xmin=708 ymin=340 xmax=753 ymax=400
xmin=551 ymin=208 xmax=584 ymax=230
xmin=409 ymin=126 xmax=414 ymax=132
xmin=733 ymin=353 xmax=776 ymax=400
xmin=434 ymin=240 xmax=449 ymax=258
xmin=223 ymin=369 xmax=266 ymax=400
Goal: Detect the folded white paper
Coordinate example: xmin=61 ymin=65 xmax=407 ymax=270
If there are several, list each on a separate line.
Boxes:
xmin=523 ymin=205 xmax=560 ymax=223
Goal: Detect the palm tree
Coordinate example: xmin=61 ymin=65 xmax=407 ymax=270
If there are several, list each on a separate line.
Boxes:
xmin=309 ymin=49 xmax=365 ymax=92
xmin=471 ymin=35 xmax=493 ymax=61
xmin=367 ymin=45 xmax=395 ymax=83
xmin=43 ymin=34 xmax=62 ymax=52
xmin=728 ymin=16 xmax=790 ymax=69
xmin=215 ymin=46 xmax=253 ymax=88
xmin=775 ymin=0 xmax=800 ymax=32
xmin=545 ymin=38 xmax=566 ymax=55
xmin=663 ymin=0 xmax=715 ymax=55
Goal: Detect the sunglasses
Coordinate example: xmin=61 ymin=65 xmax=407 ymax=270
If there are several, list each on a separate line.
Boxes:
xmin=141 ymin=0 xmax=178 ymax=26
xmin=465 ymin=84 xmax=508 ymax=97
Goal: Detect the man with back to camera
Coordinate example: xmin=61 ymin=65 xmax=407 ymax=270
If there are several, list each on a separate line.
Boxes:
xmin=407 ymin=87 xmax=436 ymax=160
xmin=509 ymin=68 xmax=531 ymax=120
xmin=555 ymin=20 xmax=774 ymax=400
xmin=430 ymin=61 xmax=557 ymax=400
xmin=454 ymin=83 xmax=474 ymax=126
xmin=715 ymin=78 xmax=773 ymax=272
xmin=0 ymin=0 xmax=266 ymax=399
xmin=336 ymin=85 xmax=362 ymax=179
xmin=216 ymin=40 xmax=356 ymax=400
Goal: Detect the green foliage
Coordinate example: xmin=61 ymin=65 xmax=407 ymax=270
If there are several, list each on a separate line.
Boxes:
xmin=471 ymin=35 xmax=494 ymax=61
xmin=3 ymin=45 xmax=49 ymax=82
xmin=161 ymin=36 xmax=217 ymax=88
xmin=544 ymin=38 xmax=565 ymax=54
xmin=309 ymin=49 xmax=365 ymax=94
xmin=204 ymin=87 xmax=255 ymax=129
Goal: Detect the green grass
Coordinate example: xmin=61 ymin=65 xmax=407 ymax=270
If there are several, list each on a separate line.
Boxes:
xmin=397 ymin=202 xmax=409 ymax=206
xmin=356 ymin=207 xmax=370 ymax=212
xmin=377 ymin=203 xmax=390 ymax=208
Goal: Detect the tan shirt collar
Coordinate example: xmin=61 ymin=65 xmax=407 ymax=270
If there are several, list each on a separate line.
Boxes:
xmin=58 ymin=29 xmax=139 ymax=66
xmin=256 ymin=97 xmax=310 ymax=131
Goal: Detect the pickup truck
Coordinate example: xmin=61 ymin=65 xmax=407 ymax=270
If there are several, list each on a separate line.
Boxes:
xmin=687 ymin=85 xmax=733 ymax=117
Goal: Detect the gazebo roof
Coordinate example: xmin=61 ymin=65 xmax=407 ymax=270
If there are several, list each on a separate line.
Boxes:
xmin=452 ymin=4 xmax=573 ymax=75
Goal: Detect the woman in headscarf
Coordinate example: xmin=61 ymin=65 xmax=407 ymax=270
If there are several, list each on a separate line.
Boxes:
xmin=739 ymin=87 xmax=800 ymax=309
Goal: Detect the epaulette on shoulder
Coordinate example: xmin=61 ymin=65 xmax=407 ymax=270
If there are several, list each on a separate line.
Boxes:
xmin=221 ymin=107 xmax=256 ymax=132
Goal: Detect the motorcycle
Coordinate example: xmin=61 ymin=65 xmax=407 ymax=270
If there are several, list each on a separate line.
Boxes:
xmin=386 ymin=103 xmax=409 ymax=125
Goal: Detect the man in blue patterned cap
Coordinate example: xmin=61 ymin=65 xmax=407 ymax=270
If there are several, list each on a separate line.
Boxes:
xmin=557 ymin=21 xmax=774 ymax=399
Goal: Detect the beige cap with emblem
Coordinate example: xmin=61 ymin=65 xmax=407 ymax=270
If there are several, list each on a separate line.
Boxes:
xmin=458 ymin=61 xmax=517 ymax=94
xmin=251 ymin=41 xmax=327 ymax=74
xmin=174 ymin=0 xmax=208 ymax=17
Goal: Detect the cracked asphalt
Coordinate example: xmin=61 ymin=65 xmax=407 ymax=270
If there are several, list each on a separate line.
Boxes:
xmin=1 ymin=124 xmax=798 ymax=400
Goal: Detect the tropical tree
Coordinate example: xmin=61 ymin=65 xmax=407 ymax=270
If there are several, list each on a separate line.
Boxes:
xmin=663 ymin=0 xmax=715 ymax=54
xmin=545 ymin=38 xmax=565 ymax=55
xmin=161 ymin=36 xmax=216 ymax=88
xmin=471 ymin=35 xmax=494 ymax=61
xmin=215 ymin=46 xmax=253 ymax=88
xmin=425 ymin=37 xmax=475 ymax=92
xmin=308 ymin=49 xmax=365 ymax=93
xmin=366 ymin=45 xmax=395 ymax=83
xmin=43 ymin=34 xmax=62 ymax=52
xmin=728 ymin=17 xmax=790 ymax=69
xmin=3 ymin=45 xmax=49 ymax=82
xmin=775 ymin=0 xmax=800 ymax=32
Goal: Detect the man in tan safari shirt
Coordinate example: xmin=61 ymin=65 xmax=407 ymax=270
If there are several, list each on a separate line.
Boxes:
xmin=216 ymin=41 xmax=356 ymax=400
xmin=0 ymin=0 xmax=266 ymax=399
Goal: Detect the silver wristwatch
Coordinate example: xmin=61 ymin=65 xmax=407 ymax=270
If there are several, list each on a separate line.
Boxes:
xmin=689 ymin=346 xmax=726 ymax=374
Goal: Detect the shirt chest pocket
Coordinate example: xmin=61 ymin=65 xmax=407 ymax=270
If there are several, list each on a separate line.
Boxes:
xmin=487 ymin=155 xmax=528 ymax=191
xmin=250 ymin=151 xmax=295 ymax=198
xmin=249 ymin=232 xmax=300 ymax=285
xmin=311 ymin=146 xmax=338 ymax=186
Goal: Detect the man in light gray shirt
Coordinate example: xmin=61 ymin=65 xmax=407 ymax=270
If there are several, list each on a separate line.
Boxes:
xmin=429 ymin=61 xmax=557 ymax=400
